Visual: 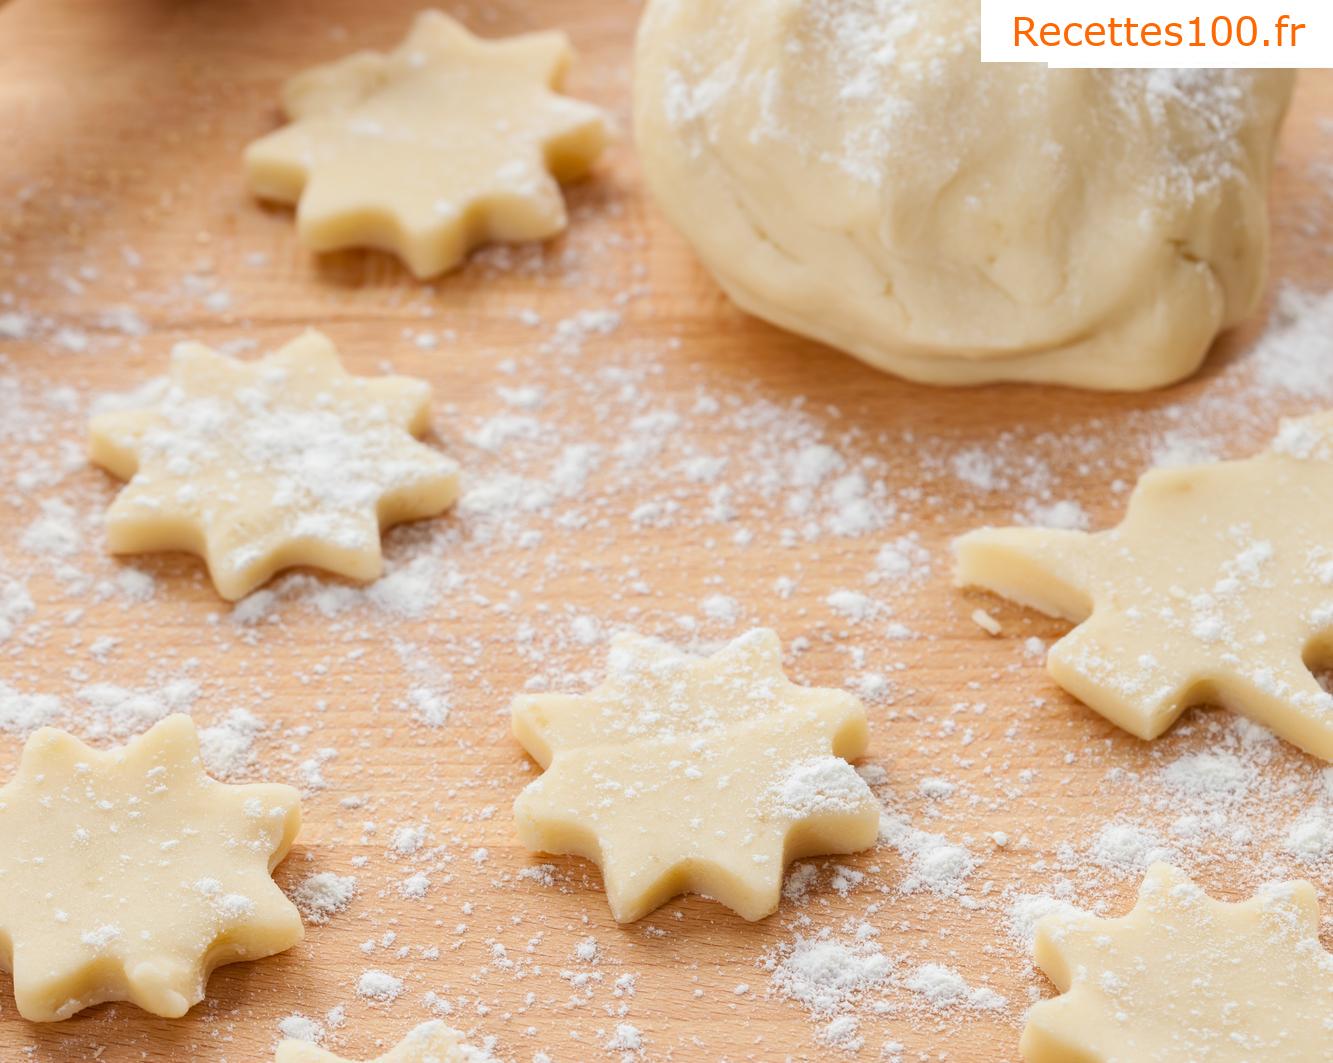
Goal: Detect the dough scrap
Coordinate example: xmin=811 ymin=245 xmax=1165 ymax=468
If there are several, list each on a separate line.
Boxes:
xmin=89 ymin=329 xmax=459 ymax=601
xmin=1022 ymin=863 xmax=1333 ymax=1062
xmin=0 ymin=715 xmax=301 ymax=1021
xmin=954 ymin=412 xmax=1333 ymax=759
xmin=635 ymin=0 xmax=1293 ymax=390
xmin=511 ymin=629 xmax=879 ymax=922
xmin=276 ymin=1022 xmax=481 ymax=1063
xmin=245 ymin=10 xmax=609 ymax=278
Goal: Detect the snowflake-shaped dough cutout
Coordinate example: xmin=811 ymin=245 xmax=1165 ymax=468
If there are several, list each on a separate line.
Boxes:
xmin=1023 ymin=862 xmax=1333 ymax=1061
xmin=277 ymin=1022 xmax=483 ymax=1063
xmin=955 ymin=412 xmax=1333 ymax=759
xmin=511 ymin=629 xmax=880 ymax=922
xmin=89 ymin=329 xmax=459 ymax=601
xmin=244 ymin=10 xmax=609 ymax=278
xmin=0 ymin=714 xmax=301 ymax=1021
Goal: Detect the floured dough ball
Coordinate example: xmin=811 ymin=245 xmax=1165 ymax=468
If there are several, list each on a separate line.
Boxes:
xmin=634 ymin=0 xmax=1295 ymax=390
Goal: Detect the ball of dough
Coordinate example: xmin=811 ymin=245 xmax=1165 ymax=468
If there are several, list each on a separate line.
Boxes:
xmin=634 ymin=0 xmax=1295 ymax=390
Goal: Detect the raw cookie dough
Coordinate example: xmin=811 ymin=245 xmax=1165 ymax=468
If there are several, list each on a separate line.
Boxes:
xmin=634 ymin=0 xmax=1294 ymax=390
xmin=277 ymin=1022 xmax=480 ymax=1063
xmin=89 ymin=329 xmax=459 ymax=601
xmin=1023 ymin=863 xmax=1333 ymax=1061
xmin=954 ymin=413 xmax=1333 ymax=759
xmin=0 ymin=715 xmax=301 ymax=1021
xmin=246 ymin=10 xmax=609 ymax=278
xmin=511 ymin=629 xmax=879 ymax=922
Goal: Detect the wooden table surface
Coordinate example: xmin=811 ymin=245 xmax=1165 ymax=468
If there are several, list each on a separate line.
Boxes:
xmin=0 ymin=2 xmax=1330 ymax=1060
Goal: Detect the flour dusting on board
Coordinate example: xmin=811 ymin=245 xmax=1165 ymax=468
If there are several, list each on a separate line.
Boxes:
xmin=0 ymin=18 xmax=1330 ymax=1060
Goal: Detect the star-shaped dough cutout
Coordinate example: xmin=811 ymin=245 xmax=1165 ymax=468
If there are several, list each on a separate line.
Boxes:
xmin=0 ymin=714 xmax=301 ymax=1021
xmin=511 ymin=629 xmax=880 ymax=922
xmin=244 ymin=10 xmax=609 ymax=278
xmin=955 ymin=412 xmax=1333 ymax=759
xmin=277 ymin=1022 xmax=482 ymax=1063
xmin=1022 ymin=863 xmax=1333 ymax=1061
xmin=89 ymin=329 xmax=459 ymax=601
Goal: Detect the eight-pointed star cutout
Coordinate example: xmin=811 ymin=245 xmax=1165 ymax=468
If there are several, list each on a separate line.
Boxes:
xmin=277 ymin=1022 xmax=482 ymax=1063
xmin=89 ymin=329 xmax=459 ymax=601
xmin=244 ymin=10 xmax=609 ymax=278
xmin=0 ymin=715 xmax=301 ymax=1021
xmin=511 ymin=629 xmax=880 ymax=922
xmin=955 ymin=412 xmax=1333 ymax=759
xmin=1022 ymin=863 xmax=1333 ymax=1062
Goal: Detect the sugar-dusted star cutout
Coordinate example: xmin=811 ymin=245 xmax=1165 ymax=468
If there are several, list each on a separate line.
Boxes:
xmin=955 ymin=412 xmax=1333 ymax=759
xmin=245 ymin=10 xmax=609 ymax=278
xmin=89 ymin=329 xmax=459 ymax=601
xmin=511 ymin=629 xmax=880 ymax=922
xmin=0 ymin=714 xmax=301 ymax=1021
xmin=277 ymin=1022 xmax=484 ymax=1063
xmin=1022 ymin=863 xmax=1333 ymax=1061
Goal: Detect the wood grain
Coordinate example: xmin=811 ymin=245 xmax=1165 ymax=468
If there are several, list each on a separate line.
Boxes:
xmin=0 ymin=2 xmax=1329 ymax=1060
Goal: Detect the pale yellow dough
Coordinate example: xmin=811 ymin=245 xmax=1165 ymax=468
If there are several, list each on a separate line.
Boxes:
xmin=0 ymin=715 xmax=301 ymax=1022
xmin=88 ymin=330 xmax=459 ymax=601
xmin=277 ymin=1022 xmax=480 ymax=1063
xmin=511 ymin=629 xmax=879 ymax=922
xmin=955 ymin=412 xmax=1333 ymax=759
xmin=245 ymin=10 xmax=609 ymax=278
xmin=635 ymin=0 xmax=1293 ymax=390
xmin=1023 ymin=863 xmax=1333 ymax=1062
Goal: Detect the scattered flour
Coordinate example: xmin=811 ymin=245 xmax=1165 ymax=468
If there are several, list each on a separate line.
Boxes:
xmin=292 ymin=872 xmax=356 ymax=924
xmin=1159 ymin=751 xmax=1252 ymax=802
xmin=766 ymin=933 xmax=893 ymax=1015
xmin=277 ymin=1013 xmax=324 ymax=1044
xmin=604 ymin=1022 xmax=643 ymax=1054
xmin=878 ymin=814 xmax=976 ymax=896
xmin=1021 ymin=498 xmax=1088 ymax=531
xmin=356 ymin=969 xmax=403 ymax=1003
xmin=902 ymin=964 xmax=1006 ymax=1012
xmin=20 ymin=498 xmax=82 ymax=557
xmin=0 ymin=578 xmax=35 ymax=642
xmin=826 ymin=589 xmax=877 ymax=622
xmin=74 ymin=678 xmax=200 ymax=739
xmin=1 ymin=80 xmax=1330 ymax=1062
xmin=871 ymin=535 xmax=931 ymax=584
xmin=1005 ymin=892 xmax=1081 ymax=951
xmin=198 ymin=709 xmax=263 ymax=778
xmin=1284 ymin=808 xmax=1333 ymax=862
xmin=700 ymin=594 xmax=740 ymax=624
xmin=0 ymin=682 xmax=63 ymax=737
xmin=1248 ymin=285 xmax=1333 ymax=400
xmin=770 ymin=757 xmax=874 ymax=819
xmin=1089 ymin=823 xmax=1174 ymax=873
xmin=391 ymin=825 xmax=427 ymax=855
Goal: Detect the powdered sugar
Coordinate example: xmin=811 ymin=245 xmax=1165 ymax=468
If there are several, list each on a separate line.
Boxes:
xmin=1089 ymin=823 xmax=1175 ymax=873
xmin=0 ymin=578 xmax=34 ymax=643
xmin=902 ymin=964 xmax=1005 ymax=1012
xmin=355 ymin=969 xmax=403 ymax=1003
xmin=878 ymin=814 xmax=976 ymax=896
xmin=769 ymin=756 xmax=875 ymax=819
xmin=1284 ymin=807 xmax=1333 ymax=861
xmin=766 ymin=933 xmax=893 ymax=1015
xmin=1249 ymin=286 xmax=1333 ymax=401
xmin=74 ymin=678 xmax=199 ymax=740
xmin=1159 ymin=751 xmax=1252 ymax=801
xmin=1005 ymin=893 xmax=1081 ymax=951
xmin=198 ymin=709 xmax=263 ymax=778
xmin=0 ymin=683 xmax=62 ymax=737
xmin=292 ymin=872 xmax=356 ymax=925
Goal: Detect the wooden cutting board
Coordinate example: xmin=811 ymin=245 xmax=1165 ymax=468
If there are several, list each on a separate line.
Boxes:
xmin=0 ymin=1 xmax=1329 ymax=1060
